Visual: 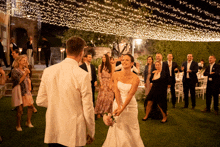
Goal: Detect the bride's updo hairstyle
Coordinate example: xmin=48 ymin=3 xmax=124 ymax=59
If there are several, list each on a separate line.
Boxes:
xmin=125 ymin=54 xmax=134 ymax=63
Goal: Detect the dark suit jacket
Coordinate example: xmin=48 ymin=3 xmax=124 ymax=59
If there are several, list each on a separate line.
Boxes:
xmin=144 ymin=64 xmax=154 ymax=83
xmin=204 ymin=63 xmax=220 ymax=88
xmin=80 ymin=63 xmax=97 ymax=84
xmin=165 ymin=61 xmax=178 ymax=84
xmin=181 ymin=61 xmax=198 ymax=84
xmin=0 ymin=42 xmax=4 ymax=58
xmin=152 ymin=62 xmax=171 ymax=85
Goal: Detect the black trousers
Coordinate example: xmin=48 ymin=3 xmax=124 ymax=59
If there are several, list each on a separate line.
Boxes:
xmin=91 ymin=82 xmax=95 ymax=107
xmin=43 ymin=50 xmax=51 ymax=67
xmin=48 ymin=143 xmax=67 ymax=147
xmin=0 ymin=54 xmax=9 ymax=67
xmin=183 ymin=79 xmax=196 ymax=107
xmin=170 ymin=83 xmax=176 ymax=106
xmin=206 ymin=82 xmax=219 ymax=111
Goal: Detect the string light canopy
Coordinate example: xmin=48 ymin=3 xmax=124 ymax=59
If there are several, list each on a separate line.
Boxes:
xmin=1 ymin=0 xmax=220 ymax=41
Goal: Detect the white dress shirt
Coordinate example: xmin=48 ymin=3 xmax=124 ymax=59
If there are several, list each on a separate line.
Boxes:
xmin=85 ymin=62 xmax=92 ymax=81
xmin=187 ymin=60 xmax=192 ymax=78
xmin=168 ymin=61 xmax=172 ymax=76
xmin=210 ymin=63 xmax=215 ymax=74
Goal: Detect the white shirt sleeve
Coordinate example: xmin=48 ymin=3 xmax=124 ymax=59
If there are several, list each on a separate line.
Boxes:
xmin=115 ymin=64 xmax=122 ymax=71
xmin=132 ymin=65 xmax=139 ymax=73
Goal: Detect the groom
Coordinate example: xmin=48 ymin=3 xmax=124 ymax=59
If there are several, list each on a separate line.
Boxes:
xmin=37 ymin=37 xmax=95 ymax=147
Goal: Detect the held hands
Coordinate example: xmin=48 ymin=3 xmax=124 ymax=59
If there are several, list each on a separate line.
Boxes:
xmin=187 ymin=70 xmax=192 ymax=73
xmin=167 ymin=85 xmax=171 ymax=88
xmin=24 ymin=68 xmax=30 ymax=75
xmin=181 ymin=66 xmax=184 ymax=71
xmin=113 ymin=106 xmax=122 ymax=116
xmin=174 ymin=68 xmax=178 ymax=71
xmin=94 ymin=81 xmax=97 ymax=87
xmin=210 ymin=72 xmax=215 ymax=74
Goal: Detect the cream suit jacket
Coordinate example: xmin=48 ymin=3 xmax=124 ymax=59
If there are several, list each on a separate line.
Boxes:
xmin=36 ymin=58 xmax=95 ymax=147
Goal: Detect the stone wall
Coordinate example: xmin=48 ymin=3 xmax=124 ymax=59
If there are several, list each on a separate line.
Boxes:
xmin=10 ymin=17 xmax=39 ymax=63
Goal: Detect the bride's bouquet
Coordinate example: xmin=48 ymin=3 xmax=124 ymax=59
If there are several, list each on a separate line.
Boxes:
xmin=103 ymin=113 xmax=116 ymax=126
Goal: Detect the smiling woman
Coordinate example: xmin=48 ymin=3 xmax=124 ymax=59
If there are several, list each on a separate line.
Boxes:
xmin=102 ymin=54 xmax=145 ymax=147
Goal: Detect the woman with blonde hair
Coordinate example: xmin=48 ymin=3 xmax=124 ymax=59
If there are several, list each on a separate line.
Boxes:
xmin=143 ymin=61 xmax=168 ymax=123
xmin=12 ymin=55 xmax=34 ymax=131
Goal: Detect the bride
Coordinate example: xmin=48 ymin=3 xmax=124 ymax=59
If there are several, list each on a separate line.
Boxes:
xmin=102 ymin=54 xmax=144 ymax=147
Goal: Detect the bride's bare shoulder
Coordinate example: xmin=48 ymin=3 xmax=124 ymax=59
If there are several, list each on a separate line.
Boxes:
xmin=132 ymin=73 xmax=140 ymax=82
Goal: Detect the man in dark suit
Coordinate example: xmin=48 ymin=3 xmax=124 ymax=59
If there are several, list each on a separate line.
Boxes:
xmin=152 ymin=53 xmax=171 ymax=114
xmin=152 ymin=53 xmax=171 ymax=85
xmin=80 ymin=53 xmax=97 ymax=106
xmin=0 ymin=37 xmax=9 ymax=67
xmin=201 ymin=55 xmax=219 ymax=115
xmin=166 ymin=54 xmax=179 ymax=108
xmin=180 ymin=54 xmax=198 ymax=109
xmin=41 ymin=37 xmax=51 ymax=67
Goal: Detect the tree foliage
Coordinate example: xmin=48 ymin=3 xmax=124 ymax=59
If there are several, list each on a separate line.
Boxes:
xmin=138 ymin=40 xmax=220 ymax=67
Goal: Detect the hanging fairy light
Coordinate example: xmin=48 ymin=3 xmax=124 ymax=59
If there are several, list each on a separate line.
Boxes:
xmin=2 ymin=0 xmax=220 ymax=41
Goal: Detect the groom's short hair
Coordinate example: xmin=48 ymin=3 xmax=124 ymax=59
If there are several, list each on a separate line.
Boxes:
xmin=66 ymin=36 xmax=86 ymax=56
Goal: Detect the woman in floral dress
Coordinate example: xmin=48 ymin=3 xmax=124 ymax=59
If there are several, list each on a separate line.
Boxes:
xmin=95 ymin=54 xmax=114 ymax=118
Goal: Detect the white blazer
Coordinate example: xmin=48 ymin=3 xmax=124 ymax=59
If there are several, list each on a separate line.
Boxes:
xmin=36 ymin=58 xmax=95 ymax=147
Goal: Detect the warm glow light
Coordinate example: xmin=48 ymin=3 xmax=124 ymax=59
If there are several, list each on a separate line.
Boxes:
xmin=2 ymin=0 xmax=220 ymax=41
xmin=19 ymin=48 xmax=22 ymax=53
xmin=135 ymin=39 xmax=142 ymax=45
xmin=38 ymin=48 xmax=41 ymax=52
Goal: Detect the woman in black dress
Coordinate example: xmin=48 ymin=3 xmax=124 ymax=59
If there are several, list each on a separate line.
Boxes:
xmin=142 ymin=61 xmax=168 ymax=123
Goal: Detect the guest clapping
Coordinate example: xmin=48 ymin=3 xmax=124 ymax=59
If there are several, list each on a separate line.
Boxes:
xmin=201 ymin=55 xmax=220 ymax=115
xmin=12 ymin=55 xmax=34 ymax=131
xmin=180 ymin=54 xmax=198 ymax=109
xmin=166 ymin=54 xmax=179 ymax=108
xmin=95 ymin=54 xmax=114 ymax=118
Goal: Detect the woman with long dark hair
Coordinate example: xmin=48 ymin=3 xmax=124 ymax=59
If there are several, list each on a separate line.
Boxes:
xmin=95 ymin=54 xmax=114 ymax=118
xmin=102 ymin=54 xmax=144 ymax=147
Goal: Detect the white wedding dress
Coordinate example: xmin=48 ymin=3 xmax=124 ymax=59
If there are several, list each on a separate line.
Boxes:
xmin=102 ymin=81 xmax=145 ymax=147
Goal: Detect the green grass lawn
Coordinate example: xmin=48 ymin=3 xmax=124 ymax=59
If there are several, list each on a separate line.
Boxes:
xmin=0 ymin=95 xmax=220 ymax=147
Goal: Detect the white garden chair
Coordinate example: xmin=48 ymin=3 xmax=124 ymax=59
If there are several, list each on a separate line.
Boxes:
xmin=175 ymin=82 xmax=184 ymax=103
xmin=195 ymin=76 xmax=207 ymax=100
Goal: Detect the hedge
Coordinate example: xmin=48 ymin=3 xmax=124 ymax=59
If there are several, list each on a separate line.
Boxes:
xmin=141 ymin=40 xmax=220 ymax=67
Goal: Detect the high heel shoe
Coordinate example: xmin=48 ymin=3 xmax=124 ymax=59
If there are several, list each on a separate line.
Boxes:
xmin=25 ymin=122 xmax=34 ymax=128
xmin=16 ymin=126 xmax=22 ymax=131
xmin=33 ymin=107 xmax=37 ymax=113
xmin=160 ymin=120 xmax=167 ymax=123
xmin=142 ymin=118 xmax=148 ymax=121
